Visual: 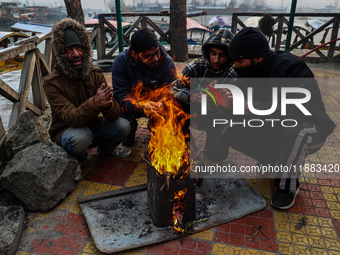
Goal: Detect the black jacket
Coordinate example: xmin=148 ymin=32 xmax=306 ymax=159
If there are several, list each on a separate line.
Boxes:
xmin=235 ymin=51 xmax=335 ymax=141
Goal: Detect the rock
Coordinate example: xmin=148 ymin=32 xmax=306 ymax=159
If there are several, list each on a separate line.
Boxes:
xmin=38 ymin=103 xmax=52 ymax=131
xmin=0 ymin=206 xmax=25 ymax=255
xmin=4 ymin=111 xmax=50 ymax=160
xmin=0 ymin=142 xmax=78 ymax=211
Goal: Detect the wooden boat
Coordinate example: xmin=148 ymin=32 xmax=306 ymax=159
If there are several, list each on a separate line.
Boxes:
xmin=0 ymin=31 xmax=28 ymax=73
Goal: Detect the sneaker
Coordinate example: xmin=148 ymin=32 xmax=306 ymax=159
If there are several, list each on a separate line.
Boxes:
xmin=122 ymin=133 xmax=136 ymax=146
xmin=75 ymin=165 xmax=82 ymax=181
xmin=271 ymin=187 xmax=300 ymax=210
xmin=112 ymin=145 xmax=131 ymax=158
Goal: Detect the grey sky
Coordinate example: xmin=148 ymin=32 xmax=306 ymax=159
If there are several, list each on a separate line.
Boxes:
xmin=30 ymin=0 xmax=338 ymax=12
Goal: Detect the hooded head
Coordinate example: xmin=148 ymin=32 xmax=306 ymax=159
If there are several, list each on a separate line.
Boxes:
xmin=229 ymin=27 xmax=270 ymax=60
xmin=201 ymin=29 xmax=234 ymax=70
xmin=52 ymin=18 xmax=93 ymax=80
xmin=228 ymin=27 xmax=273 ymax=77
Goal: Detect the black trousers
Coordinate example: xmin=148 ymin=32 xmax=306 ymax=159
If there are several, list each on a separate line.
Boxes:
xmin=210 ymin=122 xmax=324 ymax=193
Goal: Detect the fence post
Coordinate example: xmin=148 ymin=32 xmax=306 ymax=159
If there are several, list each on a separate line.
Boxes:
xmin=8 ymin=51 xmax=36 ymax=128
xmin=141 ymin=17 xmax=148 ymax=29
xmin=232 ymin=13 xmax=238 ymax=35
xmin=98 ymin=14 xmax=106 ymax=60
xmin=276 ymin=15 xmax=284 ymax=51
xmin=327 ymin=15 xmax=340 ymax=61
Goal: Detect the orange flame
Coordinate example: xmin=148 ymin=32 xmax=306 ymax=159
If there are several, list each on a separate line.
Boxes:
xmin=125 ymin=77 xmax=190 ymax=178
xmin=173 ymin=188 xmax=188 ymax=233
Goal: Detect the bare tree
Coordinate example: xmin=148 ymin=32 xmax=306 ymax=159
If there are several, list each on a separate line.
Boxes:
xmin=64 ymin=0 xmax=85 ymax=25
xmin=170 ymin=0 xmax=188 ymax=62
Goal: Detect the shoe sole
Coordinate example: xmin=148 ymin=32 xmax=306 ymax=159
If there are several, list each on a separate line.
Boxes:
xmin=271 ymin=187 xmax=300 ymax=210
xmin=113 ymin=154 xmax=130 ymax=158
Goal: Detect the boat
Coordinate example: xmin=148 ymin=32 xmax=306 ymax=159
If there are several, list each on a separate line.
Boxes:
xmin=186 ymin=17 xmax=213 ymax=45
xmin=306 ymin=18 xmax=334 ymax=45
xmin=0 ymin=2 xmax=66 ymax=31
xmin=208 ymin=16 xmax=232 ymax=31
xmin=10 ymin=22 xmax=53 ymax=34
xmin=0 ymin=31 xmax=28 ymax=73
xmin=155 ymin=17 xmax=212 ymax=45
xmin=85 ymin=18 xmax=134 ymax=48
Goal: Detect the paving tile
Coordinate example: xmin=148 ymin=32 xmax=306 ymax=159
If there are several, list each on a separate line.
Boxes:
xmin=293 ymin=245 xmax=312 ymax=255
xmin=212 ymin=243 xmax=229 ymax=255
xmin=147 ymin=238 xmax=212 ymax=255
xmin=276 ymin=231 xmax=292 ymax=244
xmin=190 ymin=228 xmax=214 ymax=241
xmin=81 ymin=240 xmax=105 ymax=255
xmin=85 ymin=157 xmax=138 ymax=186
xmin=214 ymin=231 xmax=230 ymax=244
xmin=125 ymin=163 xmax=148 ymax=187
xmin=277 ymin=243 xmax=295 ymax=255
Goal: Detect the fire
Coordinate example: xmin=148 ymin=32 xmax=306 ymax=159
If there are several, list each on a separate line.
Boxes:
xmin=125 ymin=76 xmax=190 ymax=178
xmin=126 ymin=71 xmax=192 ymax=233
xmin=173 ymin=188 xmax=188 ymax=233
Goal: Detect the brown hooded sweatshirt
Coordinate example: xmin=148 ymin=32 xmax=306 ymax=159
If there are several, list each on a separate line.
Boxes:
xmin=43 ymin=18 xmax=120 ymax=144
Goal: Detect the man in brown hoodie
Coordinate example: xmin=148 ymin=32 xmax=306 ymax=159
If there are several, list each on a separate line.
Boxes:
xmin=44 ymin=18 xmax=131 ymax=163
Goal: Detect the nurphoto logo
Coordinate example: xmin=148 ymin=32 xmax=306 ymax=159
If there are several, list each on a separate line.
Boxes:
xmin=196 ymin=79 xmax=312 ymax=128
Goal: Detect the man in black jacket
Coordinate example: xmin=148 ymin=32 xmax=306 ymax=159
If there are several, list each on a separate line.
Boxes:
xmin=112 ymin=28 xmax=177 ymax=146
xmin=222 ymin=27 xmax=335 ymax=209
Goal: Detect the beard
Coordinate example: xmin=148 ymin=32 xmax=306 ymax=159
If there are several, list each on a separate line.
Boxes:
xmin=138 ymin=59 xmax=160 ymax=74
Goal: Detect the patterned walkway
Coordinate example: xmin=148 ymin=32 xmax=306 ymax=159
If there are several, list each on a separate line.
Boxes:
xmin=15 ymin=63 xmax=340 ymax=255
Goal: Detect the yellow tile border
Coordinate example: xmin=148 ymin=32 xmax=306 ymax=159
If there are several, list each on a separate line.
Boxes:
xmin=324 ymin=237 xmax=340 ymax=251
xmin=291 ymin=233 xmax=309 ymax=246
xmin=293 ymin=245 xmax=312 ymax=255
xmin=190 ymin=228 xmax=214 ymax=241
xmin=276 ymin=231 xmax=293 ymax=244
xmin=277 ymin=243 xmax=294 ymax=255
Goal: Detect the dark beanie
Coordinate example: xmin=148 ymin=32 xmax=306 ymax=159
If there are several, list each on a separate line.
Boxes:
xmin=64 ymin=28 xmax=82 ymax=49
xmin=229 ymin=27 xmax=270 ymax=59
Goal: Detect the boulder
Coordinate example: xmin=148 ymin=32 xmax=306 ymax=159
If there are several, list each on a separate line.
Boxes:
xmin=4 ymin=111 xmax=50 ymax=160
xmin=0 ymin=142 xmax=78 ymax=211
xmin=0 ymin=206 xmax=25 ymax=255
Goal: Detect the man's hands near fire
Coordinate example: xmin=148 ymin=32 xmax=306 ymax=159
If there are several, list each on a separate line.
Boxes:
xmin=94 ymin=83 xmax=113 ymax=109
xmin=144 ymin=101 xmax=163 ymax=116
xmin=216 ymin=88 xmax=249 ymax=114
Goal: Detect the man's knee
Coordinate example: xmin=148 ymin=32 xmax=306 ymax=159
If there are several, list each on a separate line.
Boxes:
xmin=115 ymin=117 xmax=131 ymax=138
xmin=61 ymin=127 xmax=93 ymax=156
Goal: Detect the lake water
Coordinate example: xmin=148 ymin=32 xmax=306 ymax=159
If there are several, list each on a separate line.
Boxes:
xmin=0 ymin=70 xmax=22 ymax=129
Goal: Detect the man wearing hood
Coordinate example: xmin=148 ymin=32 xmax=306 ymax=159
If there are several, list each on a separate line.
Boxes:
xmin=44 ymin=18 xmax=131 ymax=165
xmin=171 ymin=29 xmax=237 ymax=162
xmin=111 ymin=28 xmax=177 ymax=146
xmin=182 ymin=29 xmax=237 ymax=79
xmin=222 ymin=27 xmax=335 ymax=209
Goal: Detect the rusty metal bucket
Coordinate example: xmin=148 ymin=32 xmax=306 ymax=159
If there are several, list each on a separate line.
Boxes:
xmin=146 ymin=162 xmax=196 ymax=227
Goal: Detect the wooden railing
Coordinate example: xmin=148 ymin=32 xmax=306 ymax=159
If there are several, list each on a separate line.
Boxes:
xmin=231 ymin=13 xmax=340 ymax=61
xmin=0 ymin=30 xmax=52 ymax=138
xmin=86 ymin=12 xmax=172 ymax=60
xmin=86 ymin=11 xmax=208 ymax=60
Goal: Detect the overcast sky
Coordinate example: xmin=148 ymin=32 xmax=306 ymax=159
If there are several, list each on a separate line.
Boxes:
xmin=29 ymin=0 xmax=338 ymax=12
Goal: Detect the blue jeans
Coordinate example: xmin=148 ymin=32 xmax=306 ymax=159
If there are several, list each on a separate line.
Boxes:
xmin=60 ymin=117 xmax=130 ymax=163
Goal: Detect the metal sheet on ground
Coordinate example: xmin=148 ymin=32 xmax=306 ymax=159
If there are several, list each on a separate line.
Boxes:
xmin=79 ymin=178 xmax=266 ymax=254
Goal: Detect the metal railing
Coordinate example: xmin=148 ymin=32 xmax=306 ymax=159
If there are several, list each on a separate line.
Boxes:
xmin=231 ymin=13 xmax=340 ymax=61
